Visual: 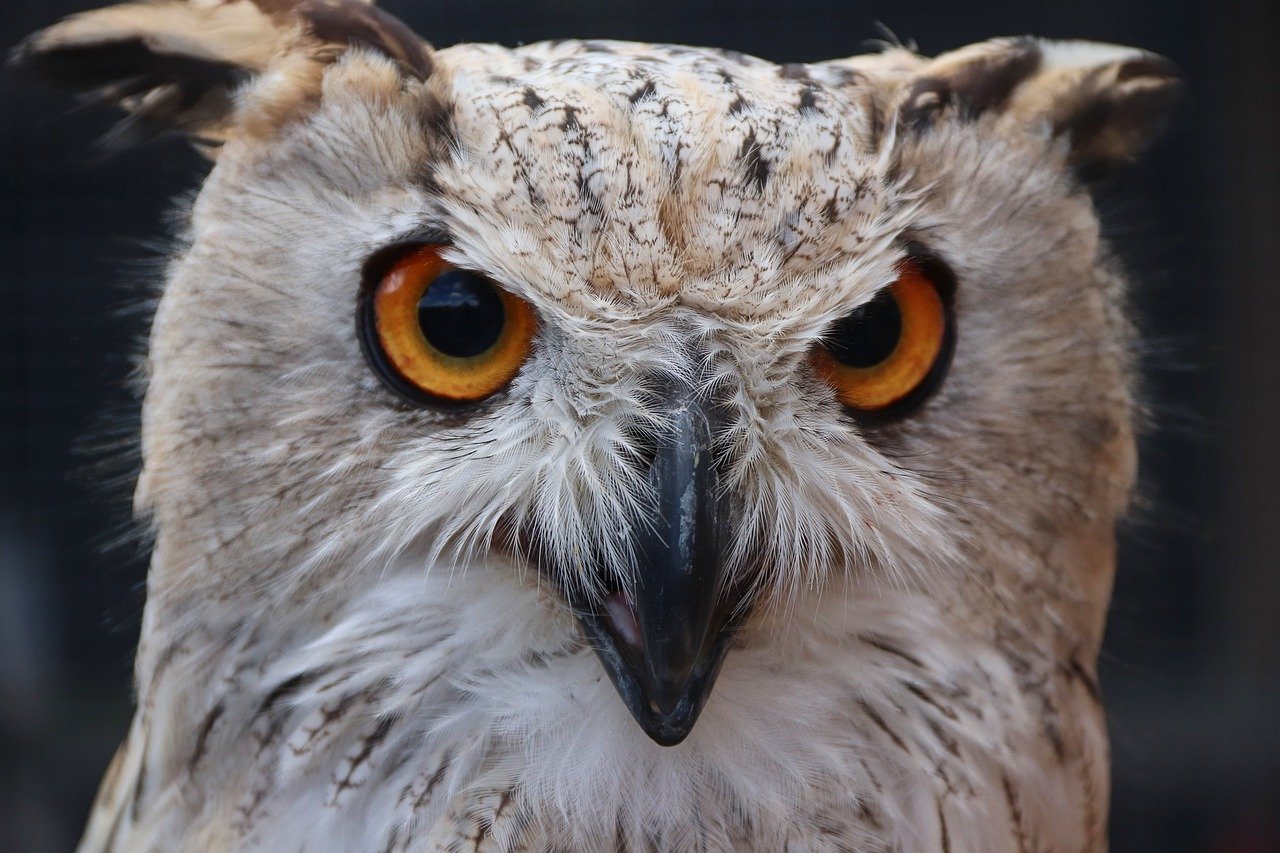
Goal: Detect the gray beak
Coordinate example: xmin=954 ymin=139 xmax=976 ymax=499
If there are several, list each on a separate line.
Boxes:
xmin=574 ymin=382 xmax=742 ymax=746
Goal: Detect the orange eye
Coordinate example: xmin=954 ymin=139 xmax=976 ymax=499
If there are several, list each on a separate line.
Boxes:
xmin=812 ymin=260 xmax=952 ymax=415
xmin=361 ymin=245 xmax=537 ymax=404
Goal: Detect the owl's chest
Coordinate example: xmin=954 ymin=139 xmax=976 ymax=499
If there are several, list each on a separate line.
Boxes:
xmin=122 ymin=580 xmax=1107 ymax=851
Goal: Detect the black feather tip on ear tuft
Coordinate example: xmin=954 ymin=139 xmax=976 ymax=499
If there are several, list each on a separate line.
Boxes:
xmin=11 ymin=32 xmax=248 ymax=151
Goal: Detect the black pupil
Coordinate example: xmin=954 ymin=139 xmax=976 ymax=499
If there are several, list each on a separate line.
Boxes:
xmin=418 ymin=269 xmax=506 ymax=358
xmin=826 ymin=289 xmax=902 ymax=367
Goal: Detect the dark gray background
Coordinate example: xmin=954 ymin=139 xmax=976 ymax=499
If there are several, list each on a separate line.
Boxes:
xmin=3 ymin=1 xmax=1277 ymax=850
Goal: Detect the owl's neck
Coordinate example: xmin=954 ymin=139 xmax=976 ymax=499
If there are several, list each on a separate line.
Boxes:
xmin=120 ymin=560 xmax=1102 ymax=849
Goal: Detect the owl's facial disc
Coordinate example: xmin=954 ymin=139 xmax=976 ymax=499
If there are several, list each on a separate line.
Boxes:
xmin=572 ymin=381 xmax=745 ymax=747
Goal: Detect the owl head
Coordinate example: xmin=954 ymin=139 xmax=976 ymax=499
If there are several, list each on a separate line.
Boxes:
xmin=18 ymin=1 xmax=1177 ymax=745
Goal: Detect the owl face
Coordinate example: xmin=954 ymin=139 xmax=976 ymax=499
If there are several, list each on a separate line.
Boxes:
xmin=21 ymin=2 xmax=1176 ymax=745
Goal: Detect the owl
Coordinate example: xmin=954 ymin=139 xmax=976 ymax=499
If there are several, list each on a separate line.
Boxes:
xmin=17 ymin=1 xmax=1178 ymax=850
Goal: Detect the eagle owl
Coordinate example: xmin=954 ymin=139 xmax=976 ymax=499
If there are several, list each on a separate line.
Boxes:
xmin=18 ymin=1 xmax=1178 ymax=850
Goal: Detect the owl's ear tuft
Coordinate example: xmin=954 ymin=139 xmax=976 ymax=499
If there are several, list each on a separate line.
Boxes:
xmin=899 ymin=37 xmax=1043 ymax=129
xmin=297 ymin=1 xmax=434 ymax=79
xmin=900 ymin=38 xmax=1181 ymax=178
xmin=1023 ymin=42 xmax=1181 ymax=179
xmin=10 ymin=0 xmax=434 ymax=151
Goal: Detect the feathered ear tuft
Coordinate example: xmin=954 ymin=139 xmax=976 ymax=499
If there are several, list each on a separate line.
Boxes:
xmin=10 ymin=0 xmax=434 ymax=151
xmin=897 ymin=37 xmax=1181 ymax=178
xmin=296 ymin=0 xmax=434 ymax=79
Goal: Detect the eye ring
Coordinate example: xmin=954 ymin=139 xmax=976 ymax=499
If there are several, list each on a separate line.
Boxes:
xmin=359 ymin=244 xmax=537 ymax=405
xmin=812 ymin=257 xmax=954 ymax=417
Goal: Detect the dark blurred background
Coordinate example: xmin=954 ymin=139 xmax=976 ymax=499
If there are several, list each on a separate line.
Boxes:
xmin=2 ymin=1 xmax=1277 ymax=850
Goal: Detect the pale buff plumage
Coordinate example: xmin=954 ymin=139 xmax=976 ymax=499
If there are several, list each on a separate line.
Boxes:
xmin=16 ymin=2 xmax=1177 ymax=849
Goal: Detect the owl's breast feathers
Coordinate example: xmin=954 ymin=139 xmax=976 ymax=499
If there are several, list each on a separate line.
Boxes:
xmin=80 ymin=573 xmax=1109 ymax=851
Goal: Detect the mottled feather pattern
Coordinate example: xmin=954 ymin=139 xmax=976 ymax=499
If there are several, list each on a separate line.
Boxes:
xmin=97 ymin=574 xmax=1107 ymax=850
xmin=14 ymin=4 xmax=1179 ymax=849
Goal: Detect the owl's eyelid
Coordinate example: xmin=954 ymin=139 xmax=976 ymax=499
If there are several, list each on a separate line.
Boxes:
xmin=432 ymin=247 xmax=550 ymax=309
xmin=400 ymin=225 xmax=453 ymax=246
xmin=373 ymin=238 xmax=526 ymax=302
xmin=358 ymin=238 xmax=544 ymax=330
xmin=811 ymin=242 xmax=918 ymax=322
xmin=894 ymin=239 xmax=959 ymax=298
xmin=358 ymin=230 xmax=454 ymax=295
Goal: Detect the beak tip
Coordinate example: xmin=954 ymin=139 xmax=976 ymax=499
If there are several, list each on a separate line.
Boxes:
xmin=636 ymin=672 xmax=706 ymax=746
xmin=644 ymin=665 xmax=695 ymax=716
xmin=576 ymin=609 xmax=728 ymax=747
xmin=641 ymin=713 xmax=697 ymax=747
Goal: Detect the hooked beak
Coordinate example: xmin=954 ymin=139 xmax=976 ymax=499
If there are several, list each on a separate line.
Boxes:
xmin=574 ymin=384 xmax=743 ymax=746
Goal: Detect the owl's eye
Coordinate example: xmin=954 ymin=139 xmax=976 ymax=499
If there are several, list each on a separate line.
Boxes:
xmin=361 ymin=245 xmax=537 ymax=404
xmin=813 ymin=259 xmax=952 ymax=416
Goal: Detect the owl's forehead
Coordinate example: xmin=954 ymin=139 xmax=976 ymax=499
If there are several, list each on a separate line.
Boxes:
xmin=430 ymin=40 xmax=899 ymax=318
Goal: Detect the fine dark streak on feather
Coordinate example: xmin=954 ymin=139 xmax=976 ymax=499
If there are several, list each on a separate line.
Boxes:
xmin=521 ymin=86 xmax=545 ymax=110
xmin=1078 ymin=721 xmax=1101 ymax=846
xmin=855 ymin=783 xmax=884 ymax=831
xmin=491 ymin=789 xmax=514 ymax=826
xmin=798 ymin=86 xmax=819 ymax=113
xmin=628 ymin=79 xmax=657 ymax=104
xmin=330 ymin=714 xmax=396 ymax=800
xmin=189 ymin=701 xmax=226 ymax=771
xmin=859 ymin=633 xmax=926 ymax=669
xmin=256 ymin=670 xmax=323 ymax=718
xmin=411 ymin=748 xmax=454 ymax=812
xmin=1063 ymin=654 xmax=1103 ymax=705
xmin=1001 ymin=770 xmax=1032 ymax=853
xmin=128 ymin=740 xmax=148 ymax=823
xmin=926 ymin=717 xmax=961 ymax=758
xmin=858 ymin=756 xmax=885 ymax=798
xmin=466 ymin=805 xmax=491 ymax=853
xmin=777 ymin=62 xmax=812 ymax=81
xmin=291 ymin=692 xmax=360 ymax=756
xmin=857 ymin=700 xmax=910 ymax=753
xmin=937 ymin=796 xmax=952 ymax=853
xmin=738 ymin=131 xmax=770 ymax=193
xmin=903 ymin=682 xmax=960 ymax=721
xmin=147 ymin=635 xmax=195 ymax=703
